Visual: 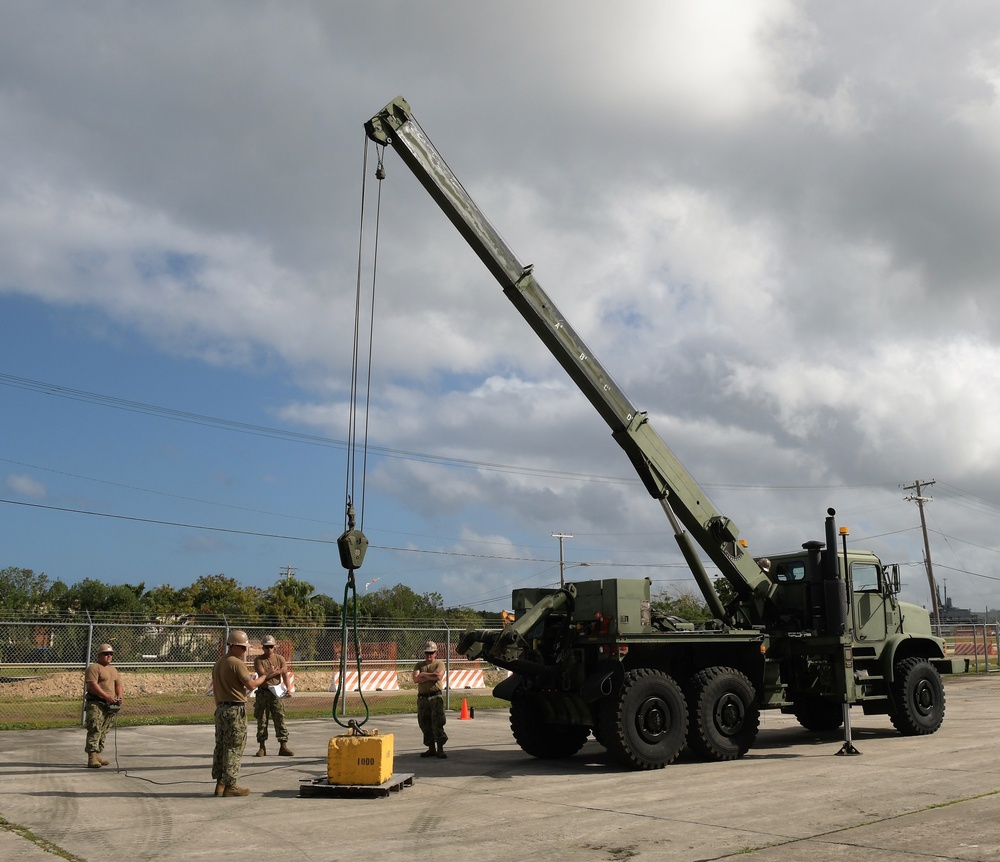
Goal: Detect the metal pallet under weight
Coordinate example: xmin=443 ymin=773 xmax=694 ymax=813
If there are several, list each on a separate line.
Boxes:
xmin=298 ymin=772 xmax=415 ymax=799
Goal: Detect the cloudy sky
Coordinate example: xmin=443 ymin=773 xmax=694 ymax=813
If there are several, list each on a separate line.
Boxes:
xmin=3 ymin=1 xmax=1000 ymax=615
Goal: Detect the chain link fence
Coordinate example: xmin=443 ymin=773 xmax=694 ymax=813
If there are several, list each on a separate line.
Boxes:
xmin=5 ymin=614 xmax=989 ymax=730
xmin=0 ymin=614 xmax=505 ymax=729
xmin=935 ymin=622 xmax=1000 ymax=674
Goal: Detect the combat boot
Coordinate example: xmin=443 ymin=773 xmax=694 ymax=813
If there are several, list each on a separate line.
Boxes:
xmin=96 ymin=753 xmax=110 ymax=766
xmin=278 ymin=742 xmax=294 ymax=756
xmin=87 ymin=752 xmax=102 ymax=768
xmin=420 ymin=747 xmax=436 ymax=758
xmin=222 ymin=784 xmax=250 ymax=797
xmin=254 ymin=743 xmax=266 ymax=757
xmin=214 ymin=780 xmax=225 ymax=797
xmin=436 ymin=742 xmax=447 ymax=759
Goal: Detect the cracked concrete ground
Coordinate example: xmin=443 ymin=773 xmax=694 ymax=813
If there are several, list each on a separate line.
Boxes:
xmin=1 ymin=674 xmax=998 ymax=862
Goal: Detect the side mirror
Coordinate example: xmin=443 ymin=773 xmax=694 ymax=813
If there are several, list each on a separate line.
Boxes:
xmin=884 ymin=564 xmax=901 ymax=595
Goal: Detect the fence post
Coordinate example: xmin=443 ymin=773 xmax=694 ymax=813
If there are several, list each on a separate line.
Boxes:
xmin=441 ymin=620 xmax=451 ymax=711
xmin=80 ymin=611 xmax=94 ymax=726
xmin=992 ymin=623 xmax=999 ymax=674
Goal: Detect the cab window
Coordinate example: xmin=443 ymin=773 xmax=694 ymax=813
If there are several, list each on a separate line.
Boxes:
xmin=852 ymin=563 xmax=879 ymax=592
xmin=773 ymin=561 xmax=805 ymax=582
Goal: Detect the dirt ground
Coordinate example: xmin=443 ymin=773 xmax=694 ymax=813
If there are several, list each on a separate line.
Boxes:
xmin=0 ymin=670 xmax=341 ymax=699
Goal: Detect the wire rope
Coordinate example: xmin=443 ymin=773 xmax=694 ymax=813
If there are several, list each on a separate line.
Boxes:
xmin=331 ymin=135 xmax=386 ymax=729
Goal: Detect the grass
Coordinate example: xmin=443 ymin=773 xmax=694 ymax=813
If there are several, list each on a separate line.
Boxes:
xmin=0 ymin=815 xmax=85 ymax=862
xmin=0 ymin=691 xmax=507 ymax=730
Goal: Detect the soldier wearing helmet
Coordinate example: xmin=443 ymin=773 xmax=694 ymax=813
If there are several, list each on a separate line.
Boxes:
xmin=210 ymin=630 xmax=272 ymax=797
xmin=83 ymin=643 xmax=122 ymax=768
xmin=252 ymin=635 xmax=294 ymax=758
xmin=412 ymin=640 xmax=448 ymax=758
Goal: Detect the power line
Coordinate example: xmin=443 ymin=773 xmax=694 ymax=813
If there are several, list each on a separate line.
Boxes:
xmin=0 ymin=372 xmax=629 ymax=485
xmin=1 ymin=372 xmax=898 ymax=492
xmin=927 ymin=529 xmax=1000 ymax=555
xmin=0 ymin=497 xmax=692 ymax=569
xmin=0 ymin=457 xmax=339 ymax=526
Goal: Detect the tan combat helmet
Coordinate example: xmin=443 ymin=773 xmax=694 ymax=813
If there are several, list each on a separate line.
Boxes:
xmin=227 ymin=630 xmax=250 ymax=647
xmin=262 ymin=635 xmax=277 ymax=647
xmin=97 ymin=643 xmax=114 ymax=655
xmin=424 ymin=640 xmax=438 ymax=653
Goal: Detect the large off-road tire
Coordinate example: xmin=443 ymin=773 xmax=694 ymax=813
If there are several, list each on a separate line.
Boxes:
xmin=600 ymin=668 xmax=687 ymax=770
xmin=509 ymin=695 xmax=590 ymax=759
xmin=685 ymin=667 xmax=759 ymax=761
xmin=888 ymin=657 xmax=945 ymax=736
xmin=792 ymin=698 xmax=844 ymax=732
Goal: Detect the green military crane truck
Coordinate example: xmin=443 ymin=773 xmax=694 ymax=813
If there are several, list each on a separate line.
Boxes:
xmin=365 ymin=97 xmax=965 ymax=770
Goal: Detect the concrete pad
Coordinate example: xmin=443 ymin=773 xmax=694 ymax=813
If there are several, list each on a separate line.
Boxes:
xmin=1 ymin=675 xmax=999 ymax=861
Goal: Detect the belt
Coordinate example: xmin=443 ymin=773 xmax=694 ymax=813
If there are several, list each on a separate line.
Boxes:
xmin=417 ymin=691 xmax=442 ymax=698
xmin=216 ymin=701 xmax=246 ymax=707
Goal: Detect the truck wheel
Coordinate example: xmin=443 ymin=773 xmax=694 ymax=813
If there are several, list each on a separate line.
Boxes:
xmin=509 ymin=694 xmax=590 ymax=759
xmin=792 ymin=698 xmax=844 ymax=732
xmin=889 ymin=657 xmax=945 ymax=736
xmin=686 ymin=667 xmax=759 ymax=761
xmin=600 ymin=668 xmax=687 ymax=770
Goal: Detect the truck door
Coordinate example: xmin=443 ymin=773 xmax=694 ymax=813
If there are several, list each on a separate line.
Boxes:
xmin=851 ymin=562 xmax=887 ymax=644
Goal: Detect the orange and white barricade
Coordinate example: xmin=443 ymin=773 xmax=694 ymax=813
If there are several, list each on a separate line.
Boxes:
xmin=446 ymin=667 xmax=485 ymax=689
xmin=329 ymin=669 xmax=400 ymax=692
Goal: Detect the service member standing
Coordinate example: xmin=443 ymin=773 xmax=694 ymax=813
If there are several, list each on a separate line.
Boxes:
xmin=211 ymin=630 xmax=271 ymax=797
xmin=84 ymin=643 xmax=122 ymax=768
xmin=252 ymin=635 xmax=294 ymax=757
xmin=412 ymin=640 xmax=448 ymax=758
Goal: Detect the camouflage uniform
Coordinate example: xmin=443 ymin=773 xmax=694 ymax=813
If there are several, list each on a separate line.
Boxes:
xmin=413 ymin=644 xmax=448 ymax=752
xmin=211 ymin=651 xmax=252 ymax=789
xmin=84 ymin=700 xmax=117 ymax=754
xmin=253 ymin=651 xmax=290 ymax=747
xmin=212 ymin=703 xmax=248 ymax=787
xmin=416 ymin=689 xmax=448 ymax=748
xmin=83 ymin=648 xmax=121 ymax=764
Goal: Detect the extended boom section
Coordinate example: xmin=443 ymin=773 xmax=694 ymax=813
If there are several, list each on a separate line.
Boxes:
xmin=366 ymin=96 xmax=773 ymax=618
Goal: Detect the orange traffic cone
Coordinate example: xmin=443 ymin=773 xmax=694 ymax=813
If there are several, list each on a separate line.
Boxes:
xmin=459 ymin=698 xmax=472 ymax=720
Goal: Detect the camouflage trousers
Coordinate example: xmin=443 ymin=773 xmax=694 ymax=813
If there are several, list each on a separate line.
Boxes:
xmin=253 ymin=688 xmax=288 ymax=744
xmin=212 ymin=703 xmax=247 ymax=786
xmin=84 ymin=702 xmax=115 ymax=753
xmin=416 ymin=693 xmax=448 ymax=748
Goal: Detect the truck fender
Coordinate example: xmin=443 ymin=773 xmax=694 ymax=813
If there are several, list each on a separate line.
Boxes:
xmin=879 ymin=634 xmax=946 ymax=679
xmin=581 ymin=663 xmax=625 ymax=703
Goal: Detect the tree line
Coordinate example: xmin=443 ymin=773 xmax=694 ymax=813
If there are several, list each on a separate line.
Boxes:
xmin=1 ymin=565 xmax=726 ymax=627
xmin=0 ymin=566 xmax=497 ymax=627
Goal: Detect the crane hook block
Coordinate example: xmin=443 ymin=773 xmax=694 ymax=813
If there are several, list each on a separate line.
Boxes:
xmin=337 ymin=529 xmax=369 ymax=571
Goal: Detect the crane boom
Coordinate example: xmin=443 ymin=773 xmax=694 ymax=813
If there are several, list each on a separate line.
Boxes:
xmin=365 ymin=96 xmax=774 ymax=616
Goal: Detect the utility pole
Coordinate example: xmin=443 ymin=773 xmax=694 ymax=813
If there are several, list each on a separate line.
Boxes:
xmin=903 ymin=479 xmax=940 ymax=629
xmin=279 ymin=565 xmax=297 ymax=581
xmin=552 ymin=533 xmax=572 ymax=588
